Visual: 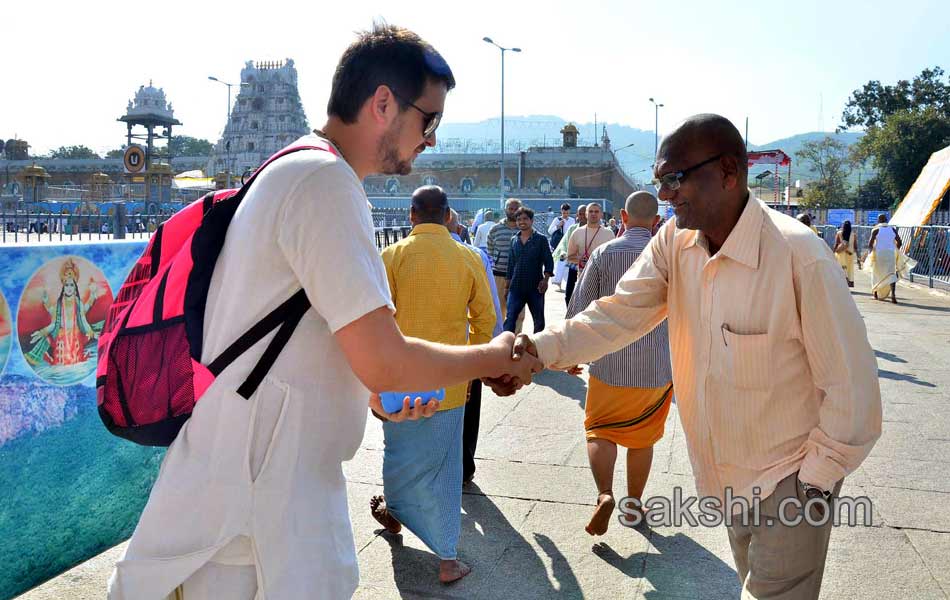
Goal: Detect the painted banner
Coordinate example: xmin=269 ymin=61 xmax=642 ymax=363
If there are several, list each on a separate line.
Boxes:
xmin=0 ymin=240 xmax=163 ymax=599
xmin=867 ymin=210 xmax=890 ymax=226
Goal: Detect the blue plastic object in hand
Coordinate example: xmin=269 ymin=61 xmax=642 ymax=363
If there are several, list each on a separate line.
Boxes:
xmin=379 ymin=389 xmax=446 ymax=413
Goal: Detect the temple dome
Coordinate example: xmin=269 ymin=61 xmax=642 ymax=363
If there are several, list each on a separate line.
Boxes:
xmin=125 ymin=81 xmax=175 ymax=120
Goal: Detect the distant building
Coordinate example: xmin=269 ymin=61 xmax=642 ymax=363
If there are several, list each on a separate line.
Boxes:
xmin=209 ymin=59 xmax=310 ymax=178
xmin=365 ymin=123 xmax=638 ymax=216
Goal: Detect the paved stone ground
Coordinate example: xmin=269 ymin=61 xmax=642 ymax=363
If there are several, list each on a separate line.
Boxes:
xmin=18 ymin=269 xmax=950 ymax=599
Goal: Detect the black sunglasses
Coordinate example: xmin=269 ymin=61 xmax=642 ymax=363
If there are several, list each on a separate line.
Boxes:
xmin=390 ymin=89 xmax=442 ymax=139
xmin=652 ymin=154 xmax=724 ymax=192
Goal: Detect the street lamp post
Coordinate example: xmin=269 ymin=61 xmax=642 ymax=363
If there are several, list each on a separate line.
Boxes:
xmin=208 ymin=76 xmax=247 ymax=187
xmin=484 ymin=37 xmax=521 ymax=209
xmin=649 ymin=97 xmax=664 ymax=160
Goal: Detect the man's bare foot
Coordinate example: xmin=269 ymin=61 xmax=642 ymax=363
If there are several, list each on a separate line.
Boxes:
xmin=439 ymin=559 xmax=471 ymax=584
xmin=585 ymin=492 xmax=616 ymax=536
xmin=370 ymin=495 xmax=402 ymax=534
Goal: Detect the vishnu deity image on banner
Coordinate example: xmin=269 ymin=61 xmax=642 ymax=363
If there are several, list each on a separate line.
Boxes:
xmin=17 ymin=256 xmax=113 ymax=386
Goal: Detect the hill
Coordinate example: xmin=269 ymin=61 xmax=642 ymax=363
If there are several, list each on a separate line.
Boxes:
xmin=432 ymin=116 xmax=869 ymax=186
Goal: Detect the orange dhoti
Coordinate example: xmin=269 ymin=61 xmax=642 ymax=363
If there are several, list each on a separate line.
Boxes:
xmin=584 ymin=375 xmax=673 ymax=449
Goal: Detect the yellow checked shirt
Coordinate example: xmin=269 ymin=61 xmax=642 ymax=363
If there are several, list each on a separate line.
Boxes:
xmin=381 ymin=223 xmax=497 ymax=410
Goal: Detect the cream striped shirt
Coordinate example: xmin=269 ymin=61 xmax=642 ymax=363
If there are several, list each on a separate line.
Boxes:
xmin=533 ymin=197 xmax=882 ymax=505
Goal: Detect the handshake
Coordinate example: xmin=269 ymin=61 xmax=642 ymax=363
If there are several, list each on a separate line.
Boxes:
xmin=369 ymin=332 xmax=546 ymax=423
xmin=479 ymin=331 xmax=544 ymax=396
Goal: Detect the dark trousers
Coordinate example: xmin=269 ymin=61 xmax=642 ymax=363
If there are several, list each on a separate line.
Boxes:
xmin=505 ymin=287 xmax=545 ymax=333
xmin=565 ymin=267 xmax=578 ymax=307
xmin=463 ymin=379 xmax=481 ymax=482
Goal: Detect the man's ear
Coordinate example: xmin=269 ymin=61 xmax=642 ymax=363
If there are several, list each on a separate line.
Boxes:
xmin=369 ymin=85 xmax=397 ymax=127
xmin=720 ymin=155 xmax=741 ymax=191
xmin=620 ymin=209 xmax=629 ymax=226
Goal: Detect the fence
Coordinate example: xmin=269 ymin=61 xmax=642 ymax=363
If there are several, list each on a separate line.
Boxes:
xmin=818 ymin=225 xmax=950 ymax=291
xmin=1 ymin=205 xmax=182 ymax=244
xmin=2 ymin=203 xmax=418 ymax=253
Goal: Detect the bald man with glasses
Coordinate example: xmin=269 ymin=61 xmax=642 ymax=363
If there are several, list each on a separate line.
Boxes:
xmin=509 ymin=114 xmax=881 ymax=599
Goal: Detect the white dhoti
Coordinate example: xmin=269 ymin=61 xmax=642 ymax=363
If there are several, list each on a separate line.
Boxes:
xmin=553 ymin=258 xmax=568 ymax=285
xmin=866 ymin=249 xmax=917 ymax=299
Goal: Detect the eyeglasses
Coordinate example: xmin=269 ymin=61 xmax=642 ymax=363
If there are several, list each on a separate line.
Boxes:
xmin=391 ymin=89 xmax=442 ymax=139
xmin=651 ymin=154 xmax=723 ymax=192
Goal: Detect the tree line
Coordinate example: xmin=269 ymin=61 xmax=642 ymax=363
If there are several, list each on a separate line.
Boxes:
xmin=796 ymin=66 xmax=950 ymax=210
xmin=13 ymin=136 xmax=215 ymax=161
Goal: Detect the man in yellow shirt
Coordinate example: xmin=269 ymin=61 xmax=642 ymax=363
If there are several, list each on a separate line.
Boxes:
xmin=372 ymin=185 xmax=496 ymax=584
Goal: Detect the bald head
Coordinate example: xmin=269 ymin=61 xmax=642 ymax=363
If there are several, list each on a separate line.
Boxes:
xmin=659 ymin=114 xmax=747 ymax=174
xmin=446 ymin=208 xmax=460 ymax=231
xmin=625 ymin=191 xmax=658 ymax=221
xmin=410 ymin=185 xmax=449 ymax=225
xmin=654 ymin=114 xmax=749 ymax=238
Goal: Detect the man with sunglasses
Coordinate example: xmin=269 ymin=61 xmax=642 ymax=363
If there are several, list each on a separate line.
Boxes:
xmin=109 ymin=25 xmax=541 ymax=600
xmin=509 ymin=114 xmax=881 ymax=599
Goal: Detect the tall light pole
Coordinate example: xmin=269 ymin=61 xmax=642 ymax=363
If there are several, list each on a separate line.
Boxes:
xmin=484 ymin=37 xmax=521 ymax=209
xmin=208 ymin=76 xmax=246 ymax=187
xmin=649 ymin=97 xmax=664 ymax=160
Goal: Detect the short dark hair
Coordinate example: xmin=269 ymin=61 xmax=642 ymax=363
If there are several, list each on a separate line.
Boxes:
xmin=411 ymin=185 xmax=449 ymax=223
xmin=515 ymin=207 xmax=535 ymax=220
xmin=328 ymin=23 xmax=456 ymax=123
xmin=560 ymin=202 xmax=571 ymax=211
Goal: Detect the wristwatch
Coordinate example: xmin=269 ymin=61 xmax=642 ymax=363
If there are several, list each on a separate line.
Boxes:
xmin=799 ymin=480 xmax=832 ymax=501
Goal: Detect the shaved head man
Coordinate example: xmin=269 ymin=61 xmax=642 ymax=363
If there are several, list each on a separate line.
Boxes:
xmin=510 ymin=113 xmax=881 ymax=599
xmin=564 ymin=189 xmax=672 ymax=538
xmin=623 ymin=191 xmax=660 ymax=226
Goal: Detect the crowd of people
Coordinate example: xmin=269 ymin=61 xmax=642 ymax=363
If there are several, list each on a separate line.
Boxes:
xmin=105 ymin=23 xmax=886 ymax=600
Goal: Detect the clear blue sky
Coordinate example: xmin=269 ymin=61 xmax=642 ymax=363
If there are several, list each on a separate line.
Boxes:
xmin=3 ymin=0 xmax=948 ymax=156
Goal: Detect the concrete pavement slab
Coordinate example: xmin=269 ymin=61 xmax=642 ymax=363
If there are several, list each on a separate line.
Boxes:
xmin=904 ymin=529 xmax=950 ymax=597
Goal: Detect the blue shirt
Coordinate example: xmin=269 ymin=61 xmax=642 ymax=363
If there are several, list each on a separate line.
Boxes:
xmin=507 ymin=230 xmax=555 ymax=294
xmin=452 ymin=232 xmax=504 ymax=336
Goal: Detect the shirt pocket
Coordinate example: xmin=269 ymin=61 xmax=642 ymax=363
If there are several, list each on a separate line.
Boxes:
xmin=720 ymin=327 xmax=771 ymax=390
xmin=247 ymin=376 xmax=290 ymax=484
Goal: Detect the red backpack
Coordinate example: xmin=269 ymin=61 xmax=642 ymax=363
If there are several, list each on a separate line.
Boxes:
xmin=96 ymin=142 xmax=337 ymax=446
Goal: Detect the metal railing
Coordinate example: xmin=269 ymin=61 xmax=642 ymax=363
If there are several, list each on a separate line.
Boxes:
xmin=818 ymin=224 xmax=950 ymax=291
xmin=374 ymin=227 xmax=412 ymax=250
xmin=1 ymin=204 xmax=183 ymax=244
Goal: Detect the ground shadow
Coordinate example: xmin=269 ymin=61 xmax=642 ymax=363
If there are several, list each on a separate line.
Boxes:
xmin=533 ymin=369 xmax=588 ymax=409
xmin=379 ymin=533 xmax=474 ymax=599
xmin=874 ymin=350 xmax=908 ymax=364
xmin=878 ymin=369 xmax=937 ymax=388
xmin=593 ymin=524 xmax=740 ymax=599
xmin=461 ymin=485 xmax=581 ymax=598
xmin=889 ymin=301 xmax=950 ymax=313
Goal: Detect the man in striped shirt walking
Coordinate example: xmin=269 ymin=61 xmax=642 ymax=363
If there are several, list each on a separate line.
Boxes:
xmin=566 ymin=191 xmax=673 ymax=536
xmin=487 ymin=198 xmax=526 ymax=331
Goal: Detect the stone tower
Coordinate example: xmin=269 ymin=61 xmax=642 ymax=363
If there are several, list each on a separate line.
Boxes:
xmin=210 ymin=59 xmax=310 ymax=178
xmin=560 ymin=123 xmax=579 ymax=148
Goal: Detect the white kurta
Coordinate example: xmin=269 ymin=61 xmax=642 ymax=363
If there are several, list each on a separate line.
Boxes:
xmin=108 ymin=135 xmax=393 ymax=600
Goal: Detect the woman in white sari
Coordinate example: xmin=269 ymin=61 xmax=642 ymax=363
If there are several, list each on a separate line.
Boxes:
xmin=834 ymin=220 xmax=857 ymax=288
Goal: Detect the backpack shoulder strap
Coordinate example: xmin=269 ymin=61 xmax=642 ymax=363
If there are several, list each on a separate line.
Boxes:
xmin=241 ymin=140 xmax=339 ymax=190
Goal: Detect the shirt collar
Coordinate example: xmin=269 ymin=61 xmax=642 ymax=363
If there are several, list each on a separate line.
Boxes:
xmin=410 ymin=223 xmax=452 ymax=237
xmin=683 ymin=192 xmax=763 ymax=269
xmin=717 ymin=194 xmax=763 ymax=269
xmin=621 ymin=226 xmax=652 ymax=239
xmin=450 ymin=232 xmax=462 ymax=242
